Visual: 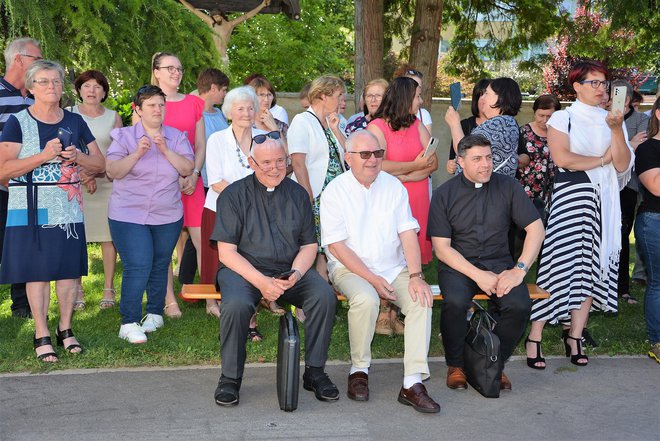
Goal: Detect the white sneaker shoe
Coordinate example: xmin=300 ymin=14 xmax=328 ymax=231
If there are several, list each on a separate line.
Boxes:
xmin=141 ymin=313 xmax=164 ymax=333
xmin=119 ymin=323 xmax=147 ymax=344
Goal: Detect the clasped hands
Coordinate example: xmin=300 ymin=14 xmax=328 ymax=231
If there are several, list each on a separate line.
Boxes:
xmin=475 ymin=268 xmax=525 ymax=297
xmin=259 ymin=270 xmax=302 ymax=302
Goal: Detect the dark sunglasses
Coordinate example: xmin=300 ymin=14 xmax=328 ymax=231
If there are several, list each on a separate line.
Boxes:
xmin=349 ymin=149 xmax=385 ymax=159
xmin=252 ymin=131 xmax=281 ymax=144
xmin=406 ymin=69 xmax=423 ymax=78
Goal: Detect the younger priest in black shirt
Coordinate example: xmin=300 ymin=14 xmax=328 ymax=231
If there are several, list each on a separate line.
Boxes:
xmin=211 ymin=138 xmax=338 ymax=407
xmin=428 ymin=134 xmax=544 ymax=391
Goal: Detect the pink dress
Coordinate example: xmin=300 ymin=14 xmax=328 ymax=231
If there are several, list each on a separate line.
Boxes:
xmin=370 ymin=118 xmax=433 ymax=263
xmin=164 ymin=95 xmax=205 ymax=227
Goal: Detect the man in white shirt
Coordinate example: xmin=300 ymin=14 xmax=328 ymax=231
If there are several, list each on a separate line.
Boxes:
xmin=320 ymin=131 xmax=440 ymax=413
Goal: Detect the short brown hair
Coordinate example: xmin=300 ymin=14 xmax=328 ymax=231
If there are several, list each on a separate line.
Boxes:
xmin=533 ymin=94 xmax=561 ymax=112
xmin=248 ymin=76 xmax=277 ymax=106
xmin=74 ymin=70 xmax=110 ymax=102
xmin=196 ymin=68 xmax=229 ymax=94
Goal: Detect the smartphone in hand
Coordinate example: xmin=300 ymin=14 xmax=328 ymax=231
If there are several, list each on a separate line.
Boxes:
xmin=449 ymin=82 xmax=462 ymax=111
xmin=424 ymin=137 xmax=439 ymax=158
xmin=611 ymin=86 xmax=627 ymax=114
xmin=57 ymin=127 xmax=72 ymax=148
xmin=276 ymin=270 xmax=296 ymax=280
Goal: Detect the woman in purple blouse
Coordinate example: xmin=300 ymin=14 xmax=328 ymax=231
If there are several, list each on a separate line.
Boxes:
xmin=106 ymin=85 xmax=194 ymax=344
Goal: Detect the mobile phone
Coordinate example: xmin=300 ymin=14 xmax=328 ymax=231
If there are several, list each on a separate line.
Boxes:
xmin=423 ymin=137 xmax=439 ymax=158
xmin=57 ymin=127 xmax=72 ymax=148
xmin=276 ymin=270 xmax=296 ymax=280
xmin=611 ymin=86 xmax=627 ymax=114
xmin=449 ymin=82 xmax=462 ymax=110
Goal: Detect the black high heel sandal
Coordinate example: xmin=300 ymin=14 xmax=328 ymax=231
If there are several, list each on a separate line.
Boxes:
xmin=55 ymin=328 xmax=84 ymax=354
xmin=525 ymin=336 xmax=546 ymax=370
xmin=33 ymin=335 xmax=58 ymax=362
xmin=563 ymin=334 xmax=588 ymax=366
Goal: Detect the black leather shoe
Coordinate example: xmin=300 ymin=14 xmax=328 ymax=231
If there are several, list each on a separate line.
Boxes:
xmin=214 ymin=376 xmax=241 ymax=406
xmin=303 ymin=371 xmax=339 ymax=401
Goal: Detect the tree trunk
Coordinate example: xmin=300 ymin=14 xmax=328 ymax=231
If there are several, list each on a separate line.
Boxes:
xmin=409 ymin=0 xmax=443 ymax=110
xmin=354 ymin=0 xmax=384 ymax=110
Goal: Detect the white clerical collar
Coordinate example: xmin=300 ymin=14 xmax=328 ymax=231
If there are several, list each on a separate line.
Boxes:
xmin=474 ymin=183 xmax=483 ymax=188
xmin=266 ymin=187 xmax=275 ymax=192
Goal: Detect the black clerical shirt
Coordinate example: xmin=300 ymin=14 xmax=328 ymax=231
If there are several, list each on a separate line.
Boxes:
xmin=428 ymin=173 xmax=539 ymax=272
xmin=211 ymin=174 xmax=316 ymax=275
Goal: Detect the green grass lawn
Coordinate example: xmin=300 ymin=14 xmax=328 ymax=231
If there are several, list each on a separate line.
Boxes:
xmin=0 ymin=243 xmax=650 ymax=373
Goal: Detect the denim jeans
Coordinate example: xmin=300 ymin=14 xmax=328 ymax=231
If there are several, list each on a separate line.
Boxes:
xmin=109 ymin=218 xmax=183 ymax=324
xmin=634 ymin=211 xmax=660 ymax=344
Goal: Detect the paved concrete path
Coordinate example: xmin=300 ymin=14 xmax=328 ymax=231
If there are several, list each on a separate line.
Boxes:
xmin=0 ymin=356 xmax=657 ymax=441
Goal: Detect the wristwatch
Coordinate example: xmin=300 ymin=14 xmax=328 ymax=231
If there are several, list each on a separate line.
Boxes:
xmin=409 ymin=271 xmax=425 ymax=280
xmin=514 ymin=262 xmax=529 ymax=273
xmin=193 ymin=168 xmax=201 ymax=177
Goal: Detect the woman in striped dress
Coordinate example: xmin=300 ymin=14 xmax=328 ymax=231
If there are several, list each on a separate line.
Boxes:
xmin=525 ymin=61 xmax=633 ymax=368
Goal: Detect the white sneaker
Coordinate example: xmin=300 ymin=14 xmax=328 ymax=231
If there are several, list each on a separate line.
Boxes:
xmin=141 ymin=313 xmax=164 ymax=333
xmin=119 ymin=323 xmax=147 ymax=344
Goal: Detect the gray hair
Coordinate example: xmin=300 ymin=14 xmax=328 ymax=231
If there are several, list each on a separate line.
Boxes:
xmin=25 ymin=60 xmax=65 ymax=90
xmin=4 ymin=37 xmax=40 ymax=67
xmin=345 ymin=130 xmax=378 ymax=152
xmin=222 ymin=86 xmax=259 ymax=119
xmin=611 ymin=79 xmax=633 ymax=101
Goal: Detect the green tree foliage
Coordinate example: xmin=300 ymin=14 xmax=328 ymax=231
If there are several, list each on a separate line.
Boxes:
xmin=576 ymin=0 xmax=660 ymax=73
xmin=441 ymin=0 xmax=567 ymax=80
xmin=0 ymin=0 xmax=217 ymax=94
xmin=226 ymin=0 xmax=353 ymax=92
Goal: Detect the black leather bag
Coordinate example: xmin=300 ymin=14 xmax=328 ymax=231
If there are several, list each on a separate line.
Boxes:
xmin=463 ymin=301 xmax=502 ymax=398
xmin=276 ymin=311 xmax=300 ymax=411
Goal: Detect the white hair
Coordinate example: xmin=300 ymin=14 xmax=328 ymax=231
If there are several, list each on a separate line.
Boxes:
xmin=222 ymin=86 xmax=259 ymax=119
xmin=25 ymin=60 xmax=64 ymax=90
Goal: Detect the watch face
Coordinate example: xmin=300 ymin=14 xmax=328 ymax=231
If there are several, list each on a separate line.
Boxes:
xmin=516 ymin=262 xmax=526 ymax=270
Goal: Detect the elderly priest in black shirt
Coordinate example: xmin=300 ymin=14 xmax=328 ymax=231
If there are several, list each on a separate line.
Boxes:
xmin=211 ymin=137 xmax=338 ymax=407
xmin=428 ymin=133 xmax=544 ymax=392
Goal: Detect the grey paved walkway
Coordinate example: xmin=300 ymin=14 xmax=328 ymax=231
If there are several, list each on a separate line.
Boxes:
xmin=0 ymin=357 xmax=657 ymax=441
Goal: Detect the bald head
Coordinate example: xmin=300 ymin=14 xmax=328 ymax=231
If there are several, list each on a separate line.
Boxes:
xmin=345 ymin=130 xmax=384 ymax=187
xmin=346 ymin=130 xmax=379 ymax=152
xmin=251 ymin=137 xmax=285 ymax=158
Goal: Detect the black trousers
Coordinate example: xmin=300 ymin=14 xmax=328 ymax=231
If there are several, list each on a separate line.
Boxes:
xmin=217 ymin=267 xmax=336 ymax=380
xmin=0 ymin=190 xmax=28 ymax=312
xmin=618 ymin=186 xmax=637 ymax=295
xmin=438 ymin=268 xmax=531 ymax=368
xmin=178 ymin=237 xmax=197 ymax=284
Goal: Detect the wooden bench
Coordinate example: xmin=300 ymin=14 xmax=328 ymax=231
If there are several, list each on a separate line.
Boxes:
xmin=180 ymin=283 xmax=550 ymax=302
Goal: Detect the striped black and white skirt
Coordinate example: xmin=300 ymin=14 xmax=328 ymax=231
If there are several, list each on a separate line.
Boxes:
xmin=531 ymin=171 xmax=618 ymax=324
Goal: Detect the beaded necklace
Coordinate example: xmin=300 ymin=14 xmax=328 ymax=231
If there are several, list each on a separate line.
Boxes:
xmin=233 ymin=127 xmax=251 ymax=169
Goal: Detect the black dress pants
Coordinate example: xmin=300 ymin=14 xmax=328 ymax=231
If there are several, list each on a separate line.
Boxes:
xmin=217 ymin=267 xmax=336 ymax=380
xmin=618 ymin=186 xmax=637 ymax=295
xmin=0 ymin=190 xmax=28 ymax=312
xmin=438 ymin=268 xmax=531 ymax=368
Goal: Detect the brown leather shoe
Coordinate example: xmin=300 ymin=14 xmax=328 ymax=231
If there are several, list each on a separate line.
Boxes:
xmin=375 ymin=317 xmax=393 ymax=336
xmin=391 ymin=318 xmax=405 ymax=335
xmin=500 ymin=371 xmax=511 ymax=391
xmin=398 ymin=383 xmax=441 ymax=413
xmin=446 ymin=366 xmax=467 ymax=390
xmin=347 ymin=372 xmax=369 ymax=401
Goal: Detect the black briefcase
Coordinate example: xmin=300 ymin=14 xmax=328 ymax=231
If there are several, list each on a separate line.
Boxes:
xmin=463 ymin=301 xmax=502 ymax=398
xmin=276 ymin=311 xmax=300 ymax=411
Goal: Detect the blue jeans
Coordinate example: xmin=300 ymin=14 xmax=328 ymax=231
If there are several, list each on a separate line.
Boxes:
xmin=634 ymin=211 xmax=660 ymax=343
xmin=109 ymin=218 xmax=183 ymax=324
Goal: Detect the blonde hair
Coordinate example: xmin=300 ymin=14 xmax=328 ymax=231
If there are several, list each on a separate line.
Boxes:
xmin=307 ymin=75 xmax=345 ymax=104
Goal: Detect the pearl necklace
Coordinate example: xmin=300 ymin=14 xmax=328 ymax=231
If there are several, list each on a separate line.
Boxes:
xmin=232 ymin=128 xmax=251 ymax=169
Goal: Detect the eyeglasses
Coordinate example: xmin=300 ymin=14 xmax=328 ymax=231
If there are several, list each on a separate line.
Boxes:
xmin=250 ymin=156 xmax=289 ymax=172
xmin=578 ymin=79 xmax=610 ymax=89
xmin=258 ymin=92 xmax=274 ymax=99
xmin=406 ymin=69 xmax=423 ymax=78
xmin=20 ymin=53 xmax=43 ymax=61
xmin=348 ymin=149 xmax=385 ymax=159
xmin=157 ymin=66 xmax=184 ymax=74
xmin=365 ymin=94 xmax=383 ymax=101
xmin=33 ymin=78 xmax=63 ymax=87
xmin=252 ymin=131 xmax=281 ymax=145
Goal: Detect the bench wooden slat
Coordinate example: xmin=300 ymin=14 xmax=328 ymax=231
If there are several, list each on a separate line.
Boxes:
xmin=181 ymin=283 xmax=550 ymax=302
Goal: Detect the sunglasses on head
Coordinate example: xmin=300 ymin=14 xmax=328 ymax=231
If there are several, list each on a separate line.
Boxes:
xmin=406 ymin=69 xmax=423 ymax=78
xmin=252 ymin=131 xmax=281 ymax=144
xmin=349 ymin=149 xmax=385 ymax=159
